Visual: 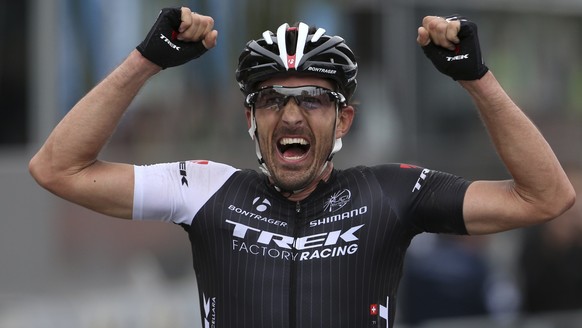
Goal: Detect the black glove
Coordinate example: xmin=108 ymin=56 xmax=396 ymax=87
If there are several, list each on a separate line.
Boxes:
xmin=136 ymin=7 xmax=208 ymax=69
xmin=422 ymin=16 xmax=488 ymax=80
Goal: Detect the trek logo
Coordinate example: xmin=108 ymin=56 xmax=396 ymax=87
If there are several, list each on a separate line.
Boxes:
xmin=446 ymin=54 xmax=469 ymax=62
xmin=227 ymin=220 xmax=363 ymax=261
xmin=324 ymin=189 xmax=351 ymax=212
xmin=226 ymin=220 xmax=362 ymax=249
xmin=179 ymin=161 xmax=188 ymax=186
xmin=160 ymin=33 xmax=181 ymax=51
xmin=203 ymin=293 xmax=216 ymax=328
xmin=412 ymin=168 xmax=430 ymax=192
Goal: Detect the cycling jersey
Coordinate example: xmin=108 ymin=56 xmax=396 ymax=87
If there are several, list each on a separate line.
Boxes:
xmin=133 ymin=160 xmax=470 ymax=328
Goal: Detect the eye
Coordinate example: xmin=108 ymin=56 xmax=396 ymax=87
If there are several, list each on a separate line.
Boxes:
xmin=256 ymin=93 xmax=285 ymax=109
xmin=298 ymin=96 xmax=324 ymax=110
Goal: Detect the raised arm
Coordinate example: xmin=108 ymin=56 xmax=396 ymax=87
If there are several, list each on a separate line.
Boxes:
xmin=417 ymin=16 xmax=575 ymax=235
xmin=459 ymin=72 xmax=574 ymax=234
xmin=29 ymin=7 xmax=217 ymax=219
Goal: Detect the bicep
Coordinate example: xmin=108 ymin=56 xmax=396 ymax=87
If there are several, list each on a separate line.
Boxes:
xmin=60 ymin=161 xmax=135 ymax=219
xmin=463 ymin=180 xmax=541 ymax=235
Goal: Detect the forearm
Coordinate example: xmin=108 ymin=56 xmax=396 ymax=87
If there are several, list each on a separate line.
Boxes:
xmin=461 ymin=72 xmax=575 ymax=219
xmin=30 ymin=50 xmax=160 ymax=181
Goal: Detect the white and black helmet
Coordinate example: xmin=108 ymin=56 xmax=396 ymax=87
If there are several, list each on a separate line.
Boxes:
xmin=235 ymin=22 xmax=358 ymax=102
xmin=236 ymin=23 xmax=357 ymax=192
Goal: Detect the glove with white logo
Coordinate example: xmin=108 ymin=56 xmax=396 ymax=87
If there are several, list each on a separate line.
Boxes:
xmin=136 ymin=7 xmax=208 ymax=69
xmin=422 ymin=16 xmax=488 ymax=80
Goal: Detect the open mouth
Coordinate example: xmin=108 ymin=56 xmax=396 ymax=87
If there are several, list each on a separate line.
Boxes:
xmin=277 ymin=137 xmax=311 ymax=160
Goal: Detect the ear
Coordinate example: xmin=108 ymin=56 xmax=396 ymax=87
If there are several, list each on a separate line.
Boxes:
xmin=336 ymin=106 xmax=355 ymax=139
xmin=245 ymin=108 xmax=252 ymax=129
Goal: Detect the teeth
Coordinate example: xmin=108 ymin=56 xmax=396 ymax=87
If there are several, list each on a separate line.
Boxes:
xmin=279 ymin=138 xmax=308 ymax=145
xmin=284 ymin=155 xmax=303 ymax=160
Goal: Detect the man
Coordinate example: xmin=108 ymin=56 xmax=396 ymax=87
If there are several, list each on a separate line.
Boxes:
xmin=29 ymin=7 xmax=574 ymax=328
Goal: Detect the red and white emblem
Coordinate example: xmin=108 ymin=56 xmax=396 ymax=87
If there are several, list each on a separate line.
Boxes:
xmin=370 ymin=304 xmax=378 ymax=316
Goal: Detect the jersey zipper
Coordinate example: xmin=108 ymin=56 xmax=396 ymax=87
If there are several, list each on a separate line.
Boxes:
xmin=290 ymin=200 xmax=301 ymax=328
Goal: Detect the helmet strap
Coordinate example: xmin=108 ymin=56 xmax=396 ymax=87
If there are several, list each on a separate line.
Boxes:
xmin=249 ymin=107 xmax=272 ymax=177
xmin=327 ymin=103 xmax=343 ymax=161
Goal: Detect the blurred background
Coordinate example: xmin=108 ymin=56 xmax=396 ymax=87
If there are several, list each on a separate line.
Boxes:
xmin=1 ymin=0 xmax=581 ymax=327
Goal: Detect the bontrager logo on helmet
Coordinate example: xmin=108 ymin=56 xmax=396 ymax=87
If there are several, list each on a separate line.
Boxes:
xmin=307 ymin=67 xmax=337 ymax=75
xmin=235 ymin=21 xmax=358 ymax=102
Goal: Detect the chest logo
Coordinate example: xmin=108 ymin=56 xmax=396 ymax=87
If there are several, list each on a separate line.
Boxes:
xmin=253 ymin=197 xmax=271 ymax=212
xmin=324 ymin=189 xmax=352 ymax=213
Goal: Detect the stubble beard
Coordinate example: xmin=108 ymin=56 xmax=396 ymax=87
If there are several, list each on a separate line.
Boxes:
xmin=269 ymin=163 xmax=320 ymax=192
xmin=258 ymin=124 xmax=336 ymax=192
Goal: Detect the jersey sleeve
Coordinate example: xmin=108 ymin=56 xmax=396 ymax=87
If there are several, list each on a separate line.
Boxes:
xmin=372 ymin=164 xmax=471 ymax=235
xmin=132 ymin=160 xmax=238 ymax=225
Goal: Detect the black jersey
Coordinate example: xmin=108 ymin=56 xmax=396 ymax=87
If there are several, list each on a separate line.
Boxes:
xmin=133 ymin=161 xmax=470 ymax=328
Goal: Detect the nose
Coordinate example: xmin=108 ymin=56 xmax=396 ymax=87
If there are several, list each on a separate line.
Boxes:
xmin=280 ymin=98 xmax=304 ymax=126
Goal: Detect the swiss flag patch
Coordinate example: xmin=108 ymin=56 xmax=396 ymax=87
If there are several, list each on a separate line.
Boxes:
xmin=370 ymin=304 xmax=379 ymax=316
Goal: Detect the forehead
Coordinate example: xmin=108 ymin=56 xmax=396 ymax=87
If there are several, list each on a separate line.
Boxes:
xmin=258 ymin=75 xmax=335 ymax=90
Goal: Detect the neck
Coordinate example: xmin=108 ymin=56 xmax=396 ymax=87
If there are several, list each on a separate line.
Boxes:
xmin=278 ymin=162 xmax=334 ymax=202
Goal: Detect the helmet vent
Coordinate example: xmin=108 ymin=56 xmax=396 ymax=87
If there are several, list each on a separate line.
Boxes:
xmin=236 ymin=22 xmax=358 ymax=100
xmin=285 ymin=27 xmax=298 ymax=56
xmin=311 ymin=28 xmax=326 ymax=42
xmin=262 ymin=31 xmax=274 ymax=45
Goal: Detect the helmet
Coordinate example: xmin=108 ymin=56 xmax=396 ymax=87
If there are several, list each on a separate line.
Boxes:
xmin=235 ymin=22 xmax=358 ymax=102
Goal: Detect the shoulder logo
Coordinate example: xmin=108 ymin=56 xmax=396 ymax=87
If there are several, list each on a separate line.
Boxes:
xmin=179 ymin=161 xmax=188 ymax=187
xmin=412 ymin=168 xmax=430 ymax=192
xmin=324 ymin=189 xmax=351 ymax=212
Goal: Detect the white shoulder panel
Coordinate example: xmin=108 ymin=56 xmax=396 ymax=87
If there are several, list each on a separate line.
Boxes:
xmin=133 ymin=161 xmax=238 ymax=225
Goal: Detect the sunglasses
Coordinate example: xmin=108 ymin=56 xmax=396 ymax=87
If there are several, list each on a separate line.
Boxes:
xmin=245 ymin=85 xmax=346 ymax=111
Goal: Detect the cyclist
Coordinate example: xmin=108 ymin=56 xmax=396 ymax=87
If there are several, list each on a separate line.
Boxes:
xmin=29 ymin=7 xmax=574 ymax=328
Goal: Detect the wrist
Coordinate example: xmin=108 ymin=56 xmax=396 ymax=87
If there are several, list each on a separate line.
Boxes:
xmin=458 ymin=70 xmax=495 ymax=94
xmin=459 ymin=71 xmax=516 ymax=116
xmin=105 ymin=50 xmax=162 ymax=91
xmin=126 ymin=49 xmax=163 ymax=77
